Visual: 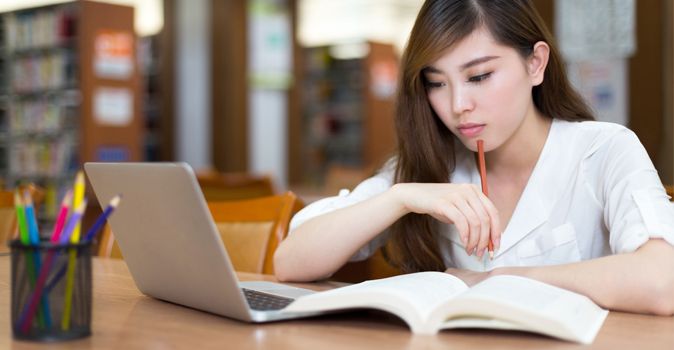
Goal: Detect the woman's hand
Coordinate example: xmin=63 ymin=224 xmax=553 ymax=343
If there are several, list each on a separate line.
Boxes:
xmin=445 ymin=267 xmax=492 ymax=287
xmin=391 ymin=183 xmax=501 ymax=258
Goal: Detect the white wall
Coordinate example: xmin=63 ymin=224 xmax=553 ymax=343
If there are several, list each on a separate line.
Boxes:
xmin=248 ymin=91 xmax=288 ymax=189
xmin=247 ymin=1 xmax=293 ymax=190
xmin=175 ymin=0 xmax=212 ymax=171
xmin=298 ymin=0 xmax=423 ymax=53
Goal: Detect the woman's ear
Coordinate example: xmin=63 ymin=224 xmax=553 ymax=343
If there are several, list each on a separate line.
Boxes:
xmin=528 ymin=41 xmax=550 ymax=86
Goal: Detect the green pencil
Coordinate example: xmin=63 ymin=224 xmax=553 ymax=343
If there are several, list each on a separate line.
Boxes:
xmin=14 ymin=189 xmax=45 ymax=328
xmin=14 ymin=190 xmax=29 ymax=245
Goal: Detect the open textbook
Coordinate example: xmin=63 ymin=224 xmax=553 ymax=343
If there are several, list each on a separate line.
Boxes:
xmin=284 ymin=272 xmax=608 ymax=344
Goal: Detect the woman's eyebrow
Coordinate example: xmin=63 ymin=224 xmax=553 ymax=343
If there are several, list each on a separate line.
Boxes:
xmin=423 ymin=56 xmax=500 ymax=75
xmin=422 ymin=66 xmax=444 ymax=74
xmin=460 ymin=56 xmax=500 ymax=71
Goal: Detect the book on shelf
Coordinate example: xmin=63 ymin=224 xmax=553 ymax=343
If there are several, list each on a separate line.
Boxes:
xmin=3 ymin=6 xmax=75 ymax=51
xmin=11 ymin=52 xmax=74 ymax=93
xmin=9 ymin=136 xmax=75 ymax=178
xmin=10 ymin=98 xmax=66 ymax=133
xmin=284 ymin=271 xmax=608 ymax=344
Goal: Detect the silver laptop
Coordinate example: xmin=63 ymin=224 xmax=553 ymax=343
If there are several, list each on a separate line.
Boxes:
xmin=85 ymin=162 xmax=318 ymax=322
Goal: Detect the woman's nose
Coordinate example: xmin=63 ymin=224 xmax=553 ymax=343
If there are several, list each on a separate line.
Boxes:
xmin=451 ymin=86 xmax=475 ymax=115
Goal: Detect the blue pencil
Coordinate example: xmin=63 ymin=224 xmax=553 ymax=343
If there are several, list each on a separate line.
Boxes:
xmin=23 ymin=191 xmax=40 ymax=246
xmin=84 ymin=195 xmax=121 ymax=242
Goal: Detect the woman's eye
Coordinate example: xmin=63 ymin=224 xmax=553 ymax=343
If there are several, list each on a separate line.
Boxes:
xmin=468 ymin=72 xmax=492 ymax=83
xmin=425 ymin=81 xmax=446 ymax=89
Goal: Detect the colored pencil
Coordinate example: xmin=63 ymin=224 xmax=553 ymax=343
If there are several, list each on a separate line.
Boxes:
xmin=18 ymin=190 xmax=50 ymax=328
xmin=19 ymin=194 xmax=85 ymax=332
xmin=18 ymin=245 xmax=59 ymax=332
xmin=14 ymin=190 xmax=42 ymax=328
xmin=13 ymin=190 xmax=29 ymax=245
xmin=23 ymin=191 xmax=40 ymax=245
xmin=50 ymin=191 xmax=72 ymax=243
xmin=70 ymin=171 xmax=86 ymax=243
xmin=84 ymin=195 xmax=121 ymax=242
xmin=61 ymin=196 xmax=88 ymax=330
xmin=477 ymin=140 xmax=494 ymax=259
xmin=21 ymin=197 xmax=88 ymax=333
xmin=58 ymin=199 xmax=88 ymax=245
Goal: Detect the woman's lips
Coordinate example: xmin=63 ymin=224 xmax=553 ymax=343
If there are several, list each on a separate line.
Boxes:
xmin=457 ymin=124 xmax=485 ymax=137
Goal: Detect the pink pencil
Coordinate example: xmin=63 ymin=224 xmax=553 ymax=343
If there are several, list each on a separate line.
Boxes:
xmin=50 ymin=191 xmax=72 ymax=243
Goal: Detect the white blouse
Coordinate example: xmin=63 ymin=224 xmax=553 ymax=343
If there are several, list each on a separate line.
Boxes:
xmin=289 ymin=120 xmax=674 ymax=271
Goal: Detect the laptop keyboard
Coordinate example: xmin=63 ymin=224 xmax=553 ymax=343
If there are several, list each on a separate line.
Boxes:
xmin=242 ymin=288 xmax=295 ymax=311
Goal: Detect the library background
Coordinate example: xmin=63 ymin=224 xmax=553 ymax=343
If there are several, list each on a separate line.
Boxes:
xmin=0 ymin=0 xmax=673 ymax=229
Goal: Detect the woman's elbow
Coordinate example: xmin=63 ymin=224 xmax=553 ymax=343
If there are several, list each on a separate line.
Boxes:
xmin=273 ymin=245 xmax=335 ymax=283
xmin=637 ymin=239 xmax=674 ymax=316
xmin=649 ymin=277 xmax=674 ymax=316
xmin=273 ymin=244 xmax=316 ymax=282
xmin=273 ymin=245 xmax=293 ymax=282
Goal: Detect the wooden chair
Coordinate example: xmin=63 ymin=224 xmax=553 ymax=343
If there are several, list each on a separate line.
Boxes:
xmin=98 ymin=192 xmax=304 ymax=275
xmin=665 ymin=185 xmax=674 ymax=201
xmin=0 ymin=191 xmax=15 ymax=252
xmin=195 ymin=170 xmax=275 ymax=202
xmin=97 ymin=224 xmax=123 ymax=259
xmin=207 ymin=192 xmax=303 ymax=274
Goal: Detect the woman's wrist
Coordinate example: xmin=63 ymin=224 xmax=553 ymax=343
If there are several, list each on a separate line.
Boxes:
xmin=491 ymin=265 xmax=534 ymax=279
xmin=388 ymin=183 xmax=411 ymax=215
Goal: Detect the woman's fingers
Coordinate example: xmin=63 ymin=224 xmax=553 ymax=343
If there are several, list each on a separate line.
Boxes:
xmin=408 ymin=183 xmax=500 ymax=257
xmin=473 ymin=186 xmax=501 ymax=256
xmin=439 ymin=205 xmax=469 ymax=245
xmin=465 ymin=192 xmax=491 ymax=257
xmin=450 ymin=185 xmax=499 ymax=257
xmin=452 ymin=197 xmax=482 ymax=255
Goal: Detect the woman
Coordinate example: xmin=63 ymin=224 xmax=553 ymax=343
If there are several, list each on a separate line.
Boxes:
xmin=275 ymin=0 xmax=674 ymax=316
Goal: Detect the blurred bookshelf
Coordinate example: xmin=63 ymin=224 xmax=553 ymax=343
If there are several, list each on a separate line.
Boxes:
xmin=0 ymin=1 xmax=143 ymax=225
xmin=298 ymin=42 xmax=398 ymax=190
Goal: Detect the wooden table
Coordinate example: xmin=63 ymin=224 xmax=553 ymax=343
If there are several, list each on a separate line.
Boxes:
xmin=1 ymin=257 xmax=673 ymax=349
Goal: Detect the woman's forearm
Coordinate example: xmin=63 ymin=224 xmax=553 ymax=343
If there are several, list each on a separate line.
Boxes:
xmin=493 ymin=239 xmax=674 ymax=315
xmin=274 ymin=185 xmax=408 ymax=282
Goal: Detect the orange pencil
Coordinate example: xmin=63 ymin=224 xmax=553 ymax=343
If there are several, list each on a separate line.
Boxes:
xmin=477 ymin=140 xmax=494 ymax=259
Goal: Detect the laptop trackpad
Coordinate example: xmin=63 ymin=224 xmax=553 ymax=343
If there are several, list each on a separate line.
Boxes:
xmin=239 ymin=281 xmax=316 ymax=299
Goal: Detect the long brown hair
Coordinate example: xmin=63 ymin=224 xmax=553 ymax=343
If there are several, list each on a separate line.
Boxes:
xmin=386 ymin=0 xmax=594 ymax=272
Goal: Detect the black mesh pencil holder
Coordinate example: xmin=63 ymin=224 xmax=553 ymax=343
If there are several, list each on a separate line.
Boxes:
xmin=10 ymin=239 xmax=92 ymax=341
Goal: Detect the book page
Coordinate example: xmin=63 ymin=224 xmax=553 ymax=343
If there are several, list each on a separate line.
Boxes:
xmin=434 ymin=275 xmax=608 ymax=344
xmin=284 ymin=271 xmax=468 ymax=332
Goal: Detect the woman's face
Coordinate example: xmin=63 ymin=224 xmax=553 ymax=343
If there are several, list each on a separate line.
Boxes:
xmin=423 ymin=27 xmax=544 ymax=152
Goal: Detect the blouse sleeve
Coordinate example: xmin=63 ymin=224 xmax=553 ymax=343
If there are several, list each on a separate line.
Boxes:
xmin=288 ymin=165 xmax=395 ymax=261
xmin=600 ymin=129 xmax=674 ymax=253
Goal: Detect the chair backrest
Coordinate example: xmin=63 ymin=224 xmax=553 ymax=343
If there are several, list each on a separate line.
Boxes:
xmin=207 ymin=192 xmax=303 ymax=274
xmin=98 ymin=224 xmax=123 ymax=259
xmin=0 ymin=191 xmax=15 ymax=251
xmin=196 ymin=170 xmax=275 ymax=202
xmin=98 ymin=191 xmax=304 ymax=275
